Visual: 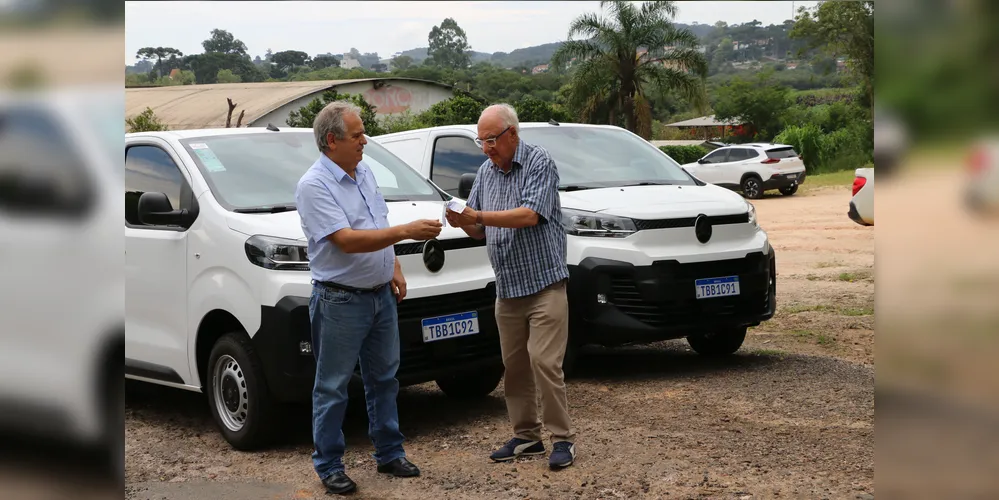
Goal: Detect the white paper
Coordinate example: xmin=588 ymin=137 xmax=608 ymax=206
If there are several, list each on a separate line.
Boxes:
xmin=446 ymin=199 xmax=466 ymax=213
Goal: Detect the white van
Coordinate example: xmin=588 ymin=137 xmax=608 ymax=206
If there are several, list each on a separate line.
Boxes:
xmin=125 ymin=126 xmax=502 ymax=450
xmin=374 ymin=122 xmax=777 ymax=366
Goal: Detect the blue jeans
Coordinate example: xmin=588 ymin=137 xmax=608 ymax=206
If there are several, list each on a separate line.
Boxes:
xmin=308 ymin=283 xmax=406 ymax=480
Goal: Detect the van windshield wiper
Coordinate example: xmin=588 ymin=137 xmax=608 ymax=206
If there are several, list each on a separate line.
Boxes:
xmin=558 ymin=185 xmax=592 ymax=192
xmin=621 ymin=181 xmax=674 ymax=187
xmin=233 ymin=204 xmax=297 ymax=214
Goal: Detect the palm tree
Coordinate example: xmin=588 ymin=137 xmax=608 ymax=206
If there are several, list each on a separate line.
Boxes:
xmin=551 ymin=1 xmax=709 ymax=138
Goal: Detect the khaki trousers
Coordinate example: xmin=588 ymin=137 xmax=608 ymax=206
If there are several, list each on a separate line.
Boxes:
xmin=495 ymin=279 xmax=576 ymax=443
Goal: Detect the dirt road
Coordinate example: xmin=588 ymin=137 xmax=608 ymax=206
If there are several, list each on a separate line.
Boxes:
xmin=125 ymin=185 xmax=874 ymax=500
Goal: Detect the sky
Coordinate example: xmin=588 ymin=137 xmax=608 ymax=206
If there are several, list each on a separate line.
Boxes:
xmin=124 ymin=1 xmax=819 ymax=65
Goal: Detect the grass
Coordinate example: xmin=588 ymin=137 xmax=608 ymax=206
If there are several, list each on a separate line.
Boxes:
xmin=838 ymin=270 xmax=873 ymax=282
xmin=749 ymin=348 xmax=786 ymax=357
xmin=789 ymin=329 xmax=836 ymax=347
xmin=815 ymin=260 xmax=845 ymax=269
xmin=816 ymin=334 xmax=835 ymax=346
xmin=800 ymin=168 xmax=861 ymax=191
xmin=782 ymin=303 xmax=874 ymax=316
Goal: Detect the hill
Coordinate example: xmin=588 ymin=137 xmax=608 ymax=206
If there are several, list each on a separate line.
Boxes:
xmin=392 ymin=23 xmax=713 ymax=69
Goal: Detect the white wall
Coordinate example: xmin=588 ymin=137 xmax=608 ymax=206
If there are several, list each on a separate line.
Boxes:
xmin=251 ymin=79 xmax=454 ymax=128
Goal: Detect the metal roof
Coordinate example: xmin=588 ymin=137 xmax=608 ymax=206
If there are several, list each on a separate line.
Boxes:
xmin=663 ymin=115 xmax=743 ymax=127
xmin=125 ymin=78 xmax=455 ymax=130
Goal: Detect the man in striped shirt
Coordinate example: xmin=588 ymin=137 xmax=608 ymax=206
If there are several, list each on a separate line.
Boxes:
xmin=445 ymin=104 xmax=577 ymax=470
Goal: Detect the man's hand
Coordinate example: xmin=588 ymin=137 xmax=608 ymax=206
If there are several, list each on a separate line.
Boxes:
xmin=446 ymin=206 xmax=479 ymax=228
xmin=391 ymin=259 xmax=406 ymax=303
xmin=401 ymin=219 xmax=443 ymax=240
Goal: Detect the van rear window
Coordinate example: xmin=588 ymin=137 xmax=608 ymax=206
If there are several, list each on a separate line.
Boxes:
xmin=766 ymin=147 xmax=799 ymax=159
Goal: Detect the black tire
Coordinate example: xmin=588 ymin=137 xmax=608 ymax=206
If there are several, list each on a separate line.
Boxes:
xmin=435 ymin=366 xmax=504 ymax=399
xmin=206 ymin=332 xmax=280 ymax=450
xmin=741 ymin=176 xmax=764 ymax=199
xmin=779 ymin=184 xmax=798 ymax=196
xmin=686 ymin=327 xmax=747 ymax=356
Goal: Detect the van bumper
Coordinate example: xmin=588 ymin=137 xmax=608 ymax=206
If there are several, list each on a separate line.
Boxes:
xmin=251 ymin=284 xmax=502 ymax=403
xmin=762 ymin=171 xmax=806 ymax=191
xmin=566 ymin=251 xmax=776 ymax=346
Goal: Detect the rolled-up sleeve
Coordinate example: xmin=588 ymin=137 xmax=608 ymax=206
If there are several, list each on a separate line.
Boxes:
xmin=296 ymin=179 xmax=350 ymax=244
xmin=519 ymin=152 xmax=560 ymax=223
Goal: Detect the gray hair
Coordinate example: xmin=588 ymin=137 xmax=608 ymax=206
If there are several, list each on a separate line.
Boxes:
xmin=314 ymin=100 xmax=362 ymax=152
xmin=483 ymin=103 xmax=520 ymax=133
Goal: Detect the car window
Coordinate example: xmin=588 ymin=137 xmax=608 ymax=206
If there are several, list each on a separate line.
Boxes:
xmin=766 ymin=147 xmax=799 ymax=159
xmin=431 ymin=136 xmax=487 ymax=196
xmin=179 ymin=131 xmax=443 ymax=210
xmin=0 ymin=106 xmax=95 ymax=218
xmin=125 ymin=145 xmax=187 ymax=226
xmin=729 ymin=148 xmax=756 ymax=162
xmin=517 ymin=127 xmax=695 ymax=188
xmin=702 ymin=149 xmax=729 ymax=164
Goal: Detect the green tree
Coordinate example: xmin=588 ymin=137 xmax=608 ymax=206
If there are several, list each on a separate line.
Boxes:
xmin=390 ymin=55 xmax=414 ymax=70
xmin=216 ymin=69 xmax=241 ymax=83
xmin=135 ymin=47 xmax=183 ymax=79
xmin=285 ymin=90 xmax=384 ymax=136
xmin=428 ymin=18 xmax=472 ymax=69
xmin=514 ymin=95 xmax=571 ymax=123
xmin=712 ymin=71 xmax=792 ymax=141
xmin=550 ymin=0 xmax=709 ymax=139
xmin=417 ymin=94 xmax=485 ymax=127
xmin=311 ymin=54 xmax=340 ymax=70
xmin=126 ymin=107 xmax=167 ymax=132
xmin=201 ymin=28 xmax=248 ymax=55
xmin=790 ymin=1 xmax=873 ymax=114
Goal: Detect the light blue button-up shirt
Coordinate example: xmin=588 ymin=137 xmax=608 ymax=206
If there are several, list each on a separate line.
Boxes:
xmin=295 ymin=154 xmax=394 ymax=288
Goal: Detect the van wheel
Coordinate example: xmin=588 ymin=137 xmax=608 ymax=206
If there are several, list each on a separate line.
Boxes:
xmin=206 ymin=332 xmax=279 ymax=450
xmin=741 ymin=176 xmax=763 ymax=199
xmin=435 ymin=366 xmax=503 ymax=399
xmin=779 ymin=184 xmax=798 ymax=196
xmin=687 ymin=327 xmax=747 ymax=356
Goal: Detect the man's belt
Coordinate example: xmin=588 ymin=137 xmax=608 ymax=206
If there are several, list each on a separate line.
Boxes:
xmin=313 ymin=280 xmax=389 ymax=294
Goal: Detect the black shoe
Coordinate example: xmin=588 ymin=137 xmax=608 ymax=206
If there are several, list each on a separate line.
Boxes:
xmin=321 ymin=471 xmax=357 ymax=495
xmin=490 ymin=437 xmax=546 ymax=462
xmin=376 ymin=457 xmax=421 ymax=477
xmin=549 ymin=441 xmax=576 ymax=469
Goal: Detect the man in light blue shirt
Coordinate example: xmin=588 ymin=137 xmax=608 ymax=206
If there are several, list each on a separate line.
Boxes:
xmin=295 ymin=101 xmax=442 ymax=495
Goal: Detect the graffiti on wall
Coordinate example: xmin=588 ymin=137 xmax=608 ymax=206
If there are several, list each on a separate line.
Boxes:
xmin=363 ymin=86 xmax=413 ymax=114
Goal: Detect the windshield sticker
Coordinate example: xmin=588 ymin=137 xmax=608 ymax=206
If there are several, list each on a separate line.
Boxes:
xmin=189 ymin=142 xmax=209 ymax=150
xmin=192 ymin=146 xmax=226 ymax=172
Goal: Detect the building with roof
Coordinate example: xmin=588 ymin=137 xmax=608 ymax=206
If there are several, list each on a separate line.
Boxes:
xmin=125 ymin=78 xmax=458 ymax=130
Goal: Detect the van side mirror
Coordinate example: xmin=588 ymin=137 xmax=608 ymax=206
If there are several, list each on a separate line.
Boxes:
xmin=137 ymin=191 xmax=193 ymax=227
xmin=458 ymin=173 xmax=477 ymax=200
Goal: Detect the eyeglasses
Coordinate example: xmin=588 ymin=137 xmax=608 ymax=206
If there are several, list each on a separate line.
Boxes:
xmin=474 ymin=126 xmax=511 ymax=148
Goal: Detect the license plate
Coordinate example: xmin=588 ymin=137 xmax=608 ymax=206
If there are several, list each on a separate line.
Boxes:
xmin=786 ymin=173 xmax=797 ymax=179
xmin=421 ymin=311 xmax=480 ymax=342
xmin=694 ymin=276 xmax=740 ymax=299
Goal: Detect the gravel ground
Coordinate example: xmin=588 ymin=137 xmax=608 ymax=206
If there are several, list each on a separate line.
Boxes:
xmin=125 ymin=185 xmax=875 ymax=500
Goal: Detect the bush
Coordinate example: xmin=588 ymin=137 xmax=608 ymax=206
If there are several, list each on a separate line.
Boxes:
xmin=379 ymin=110 xmax=428 ymax=135
xmin=774 ymin=121 xmax=872 ymax=174
xmin=659 ymin=145 xmax=709 ymax=164
xmin=286 ymin=90 xmax=384 ymax=136
xmin=417 ymin=94 xmax=485 ymax=127
xmin=126 ymin=107 xmax=167 ymax=132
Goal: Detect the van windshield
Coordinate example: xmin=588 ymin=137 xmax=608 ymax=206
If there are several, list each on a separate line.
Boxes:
xmin=179 ymin=131 xmax=444 ymax=210
xmin=517 ymin=127 xmax=696 ymax=189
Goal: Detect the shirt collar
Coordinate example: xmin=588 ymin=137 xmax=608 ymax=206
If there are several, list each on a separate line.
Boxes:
xmin=319 ymin=154 xmax=366 ymax=183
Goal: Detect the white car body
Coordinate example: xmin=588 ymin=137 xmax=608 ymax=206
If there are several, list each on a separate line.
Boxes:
xmin=680 ymin=143 xmax=807 ymax=199
xmin=0 ymin=87 xmax=124 ymax=453
xmin=373 ymin=123 xmax=776 ymax=358
xmin=124 ymin=126 xmax=503 ymax=450
xmin=966 ymin=139 xmax=999 ymax=214
xmin=849 ymin=167 xmax=874 ymax=226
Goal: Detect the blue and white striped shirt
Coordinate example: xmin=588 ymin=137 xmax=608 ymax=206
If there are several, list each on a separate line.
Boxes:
xmin=466 ymin=139 xmax=569 ymax=299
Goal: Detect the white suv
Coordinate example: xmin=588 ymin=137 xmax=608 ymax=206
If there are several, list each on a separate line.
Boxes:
xmin=125 ymin=126 xmax=503 ymax=450
xmin=680 ymin=143 xmax=807 ymax=199
xmin=373 ymin=122 xmax=776 ymax=368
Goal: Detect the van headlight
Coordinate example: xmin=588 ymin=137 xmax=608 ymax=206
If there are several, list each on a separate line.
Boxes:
xmin=747 ymin=201 xmax=759 ymax=228
xmin=245 ymin=235 xmax=310 ymax=271
xmin=561 ymin=208 xmax=637 ymax=237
